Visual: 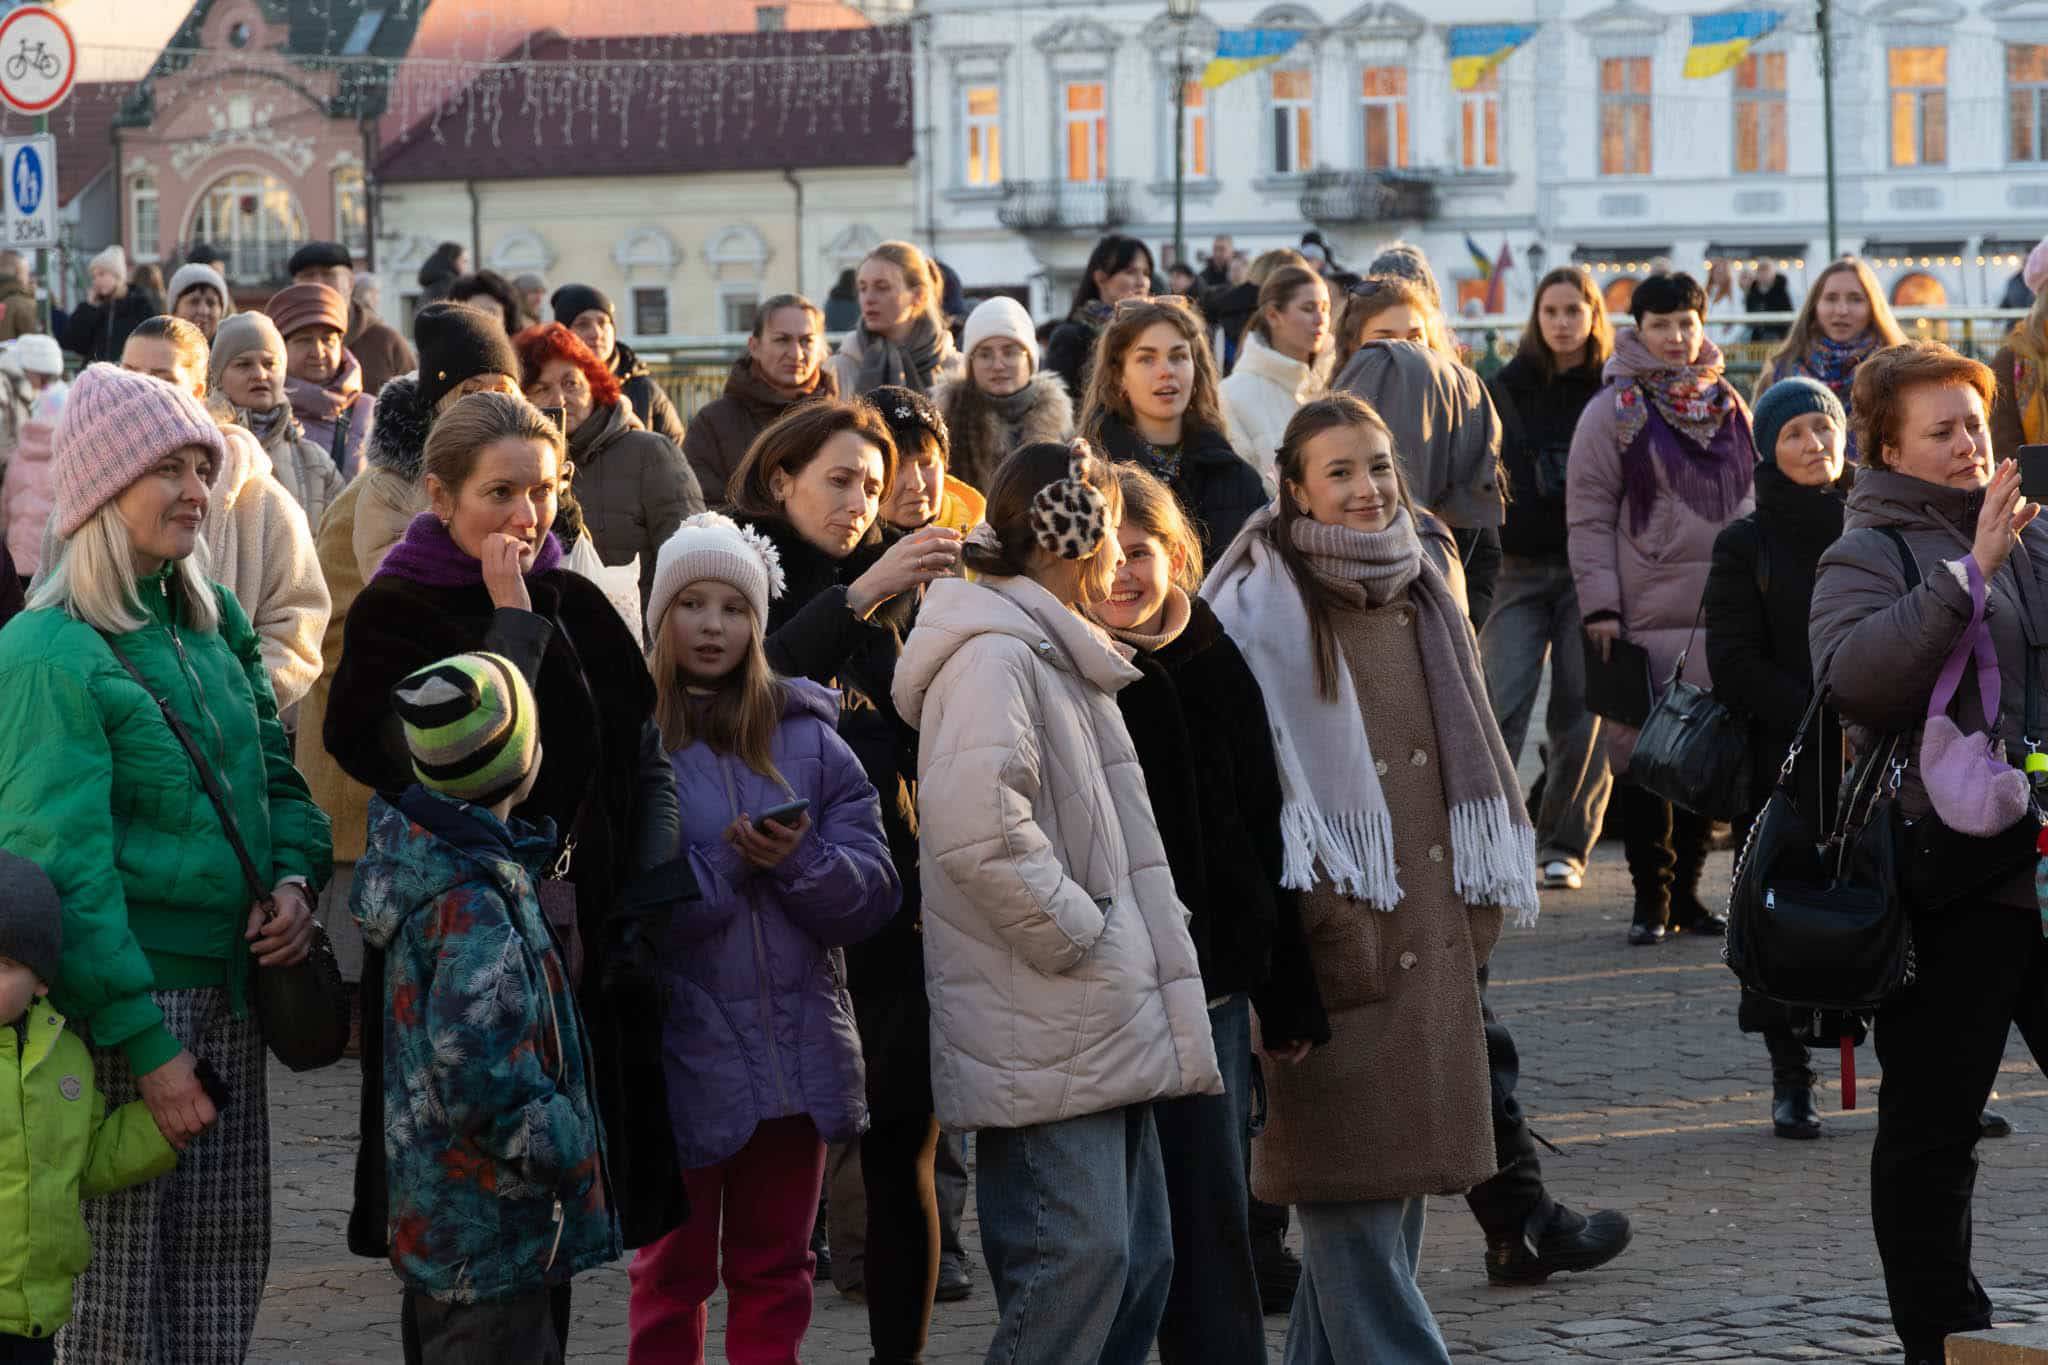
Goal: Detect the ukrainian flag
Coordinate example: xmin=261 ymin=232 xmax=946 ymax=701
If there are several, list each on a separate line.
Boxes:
xmin=1201 ymin=28 xmax=1307 ymax=89
xmin=1683 ymin=10 xmax=1783 ymax=78
xmin=1466 ymin=234 xmax=1494 ymax=278
xmin=1448 ymin=24 xmax=1539 ymax=91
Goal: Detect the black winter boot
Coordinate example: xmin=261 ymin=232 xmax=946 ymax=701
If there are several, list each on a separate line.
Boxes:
xmin=1485 ymin=1202 xmax=1634 ymax=1285
xmin=1772 ymin=1082 xmax=1821 ymax=1139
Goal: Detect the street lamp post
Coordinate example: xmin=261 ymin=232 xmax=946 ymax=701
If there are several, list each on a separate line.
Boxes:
xmin=1818 ymin=0 xmax=1839 ymax=259
xmin=1169 ymin=0 xmax=1198 ymax=271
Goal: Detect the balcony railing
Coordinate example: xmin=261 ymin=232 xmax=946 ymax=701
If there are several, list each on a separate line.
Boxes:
xmin=172 ymin=241 xmax=296 ymax=290
xmin=996 ymin=179 xmax=1135 ymax=234
xmin=1298 ymin=170 xmax=1440 ymax=226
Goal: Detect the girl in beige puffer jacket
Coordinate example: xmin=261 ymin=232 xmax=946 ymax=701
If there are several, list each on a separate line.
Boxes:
xmin=893 ymin=440 xmax=1220 ymax=1365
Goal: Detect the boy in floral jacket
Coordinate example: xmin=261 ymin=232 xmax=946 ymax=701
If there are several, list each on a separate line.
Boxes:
xmin=352 ymin=653 xmax=618 ymax=1365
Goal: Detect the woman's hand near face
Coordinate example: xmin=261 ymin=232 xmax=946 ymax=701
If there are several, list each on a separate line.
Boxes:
xmin=1972 ymin=458 xmax=2040 ymax=581
xmin=480 ymin=532 xmax=534 ymax=612
xmin=847 ymin=525 xmax=962 ymax=617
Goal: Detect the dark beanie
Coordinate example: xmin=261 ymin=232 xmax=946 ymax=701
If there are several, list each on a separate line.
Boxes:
xmin=287 ymin=240 xmax=353 ymax=275
xmin=0 ymin=850 xmax=62 ymax=989
xmin=1752 ymin=376 xmax=1845 ymax=463
xmin=414 ymin=302 xmax=519 ymax=412
xmin=551 ymin=284 xmax=613 ymax=327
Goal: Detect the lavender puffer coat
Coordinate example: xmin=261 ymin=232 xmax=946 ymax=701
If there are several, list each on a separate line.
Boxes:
xmin=659 ymin=676 xmax=900 ymax=1170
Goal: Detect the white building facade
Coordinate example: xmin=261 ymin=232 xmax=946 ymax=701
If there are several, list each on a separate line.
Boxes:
xmin=915 ymin=0 xmax=2048 ymax=318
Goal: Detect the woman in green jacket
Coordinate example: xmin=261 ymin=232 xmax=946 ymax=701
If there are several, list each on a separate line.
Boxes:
xmin=0 ymin=364 xmax=332 ymax=1364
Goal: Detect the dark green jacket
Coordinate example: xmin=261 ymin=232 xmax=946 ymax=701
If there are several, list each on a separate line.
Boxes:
xmin=0 ymin=570 xmax=331 ymax=1074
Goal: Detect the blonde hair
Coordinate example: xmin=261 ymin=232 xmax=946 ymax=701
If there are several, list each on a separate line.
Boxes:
xmin=28 ymin=501 xmax=220 ymax=636
xmin=648 ymin=598 xmax=791 ymax=791
xmin=1247 ymin=249 xmax=1310 ymax=288
xmin=865 ymin=240 xmax=946 ymax=330
xmin=423 ymin=391 xmax=567 ymax=495
xmin=1247 ymin=266 xmax=1326 ymax=349
xmin=1111 ymin=463 xmax=1203 ymax=591
xmin=1758 ymin=257 xmax=1908 ymax=398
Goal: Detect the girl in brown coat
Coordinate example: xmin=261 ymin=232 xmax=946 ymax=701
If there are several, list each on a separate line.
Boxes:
xmin=1202 ymin=394 xmax=1537 ymax=1364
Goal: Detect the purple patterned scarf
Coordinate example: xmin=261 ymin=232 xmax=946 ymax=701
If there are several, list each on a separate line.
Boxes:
xmin=1615 ymin=363 xmax=1755 ymax=536
xmin=375 ymin=512 xmax=565 ymax=588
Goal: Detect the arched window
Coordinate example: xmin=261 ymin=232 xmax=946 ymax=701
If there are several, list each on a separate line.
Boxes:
xmin=189 ymin=171 xmax=308 ymax=285
xmin=332 ymin=165 xmax=367 ymax=257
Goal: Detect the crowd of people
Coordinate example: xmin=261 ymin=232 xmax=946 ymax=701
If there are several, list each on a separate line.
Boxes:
xmin=0 ymin=223 xmax=2040 ymax=1365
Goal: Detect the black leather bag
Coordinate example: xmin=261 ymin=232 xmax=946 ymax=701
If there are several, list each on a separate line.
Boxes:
xmin=1630 ymin=601 xmax=1752 ymax=821
xmin=1725 ymin=693 xmax=1915 ymax=1013
xmin=104 ymin=640 xmax=349 ymax=1072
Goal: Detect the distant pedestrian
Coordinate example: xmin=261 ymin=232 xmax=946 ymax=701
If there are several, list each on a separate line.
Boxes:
xmin=1755 ymin=257 xmax=1905 ymax=462
xmin=826 ymin=241 xmax=964 ymax=400
xmin=61 ymin=247 xmax=156 ymax=363
xmin=1200 ymin=235 xmax=1235 ymax=289
xmin=209 ymin=311 xmax=345 ymax=532
xmin=416 ymin=242 xmax=466 ymax=305
xmin=288 ymin=241 xmax=415 ymax=398
xmin=1219 ymin=264 xmax=1331 ymax=481
xmin=1047 ymin=234 xmax=1154 ymax=402
xmin=1744 ymin=260 xmax=1795 ymax=342
xmin=167 ymin=262 xmax=232 ymax=343
xmin=0 ymin=250 xmax=37 ymax=342
xmin=511 ymin=272 xmax=548 ymax=328
xmin=825 ymin=269 xmax=859 ymax=334
xmin=682 ymin=293 xmax=836 ymax=503
xmin=935 ymin=295 xmax=1073 ymax=493
xmin=1990 ymin=243 xmax=2048 ymax=455
xmin=551 ymin=283 xmax=687 ymax=445
xmin=1203 ymin=249 xmax=1307 ymax=376
xmin=267 ymin=281 xmax=374 ymax=477
xmin=448 ymin=271 xmax=526 ymax=341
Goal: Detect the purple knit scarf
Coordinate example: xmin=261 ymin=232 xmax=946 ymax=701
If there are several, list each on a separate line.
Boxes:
xmin=1618 ymin=399 xmax=1755 ymax=537
xmin=375 ymin=512 xmax=565 ymax=588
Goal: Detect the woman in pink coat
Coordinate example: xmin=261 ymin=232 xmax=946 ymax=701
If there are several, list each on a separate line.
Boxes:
xmin=1565 ymin=273 xmax=1755 ymax=946
xmin=0 ymin=391 xmax=61 ymax=579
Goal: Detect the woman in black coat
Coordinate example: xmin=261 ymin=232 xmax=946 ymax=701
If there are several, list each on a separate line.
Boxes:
xmin=1046 ymin=234 xmax=1155 ymax=403
xmin=1704 ymin=377 xmax=1851 ymax=1141
xmin=324 ymin=392 xmax=686 ymax=1260
xmin=725 ymin=397 xmax=958 ymax=1365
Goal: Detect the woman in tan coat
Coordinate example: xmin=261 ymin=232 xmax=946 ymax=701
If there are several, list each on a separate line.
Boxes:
xmin=1203 ymin=393 xmax=1537 ymax=1365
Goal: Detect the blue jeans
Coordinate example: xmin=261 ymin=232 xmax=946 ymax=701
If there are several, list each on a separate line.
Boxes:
xmin=1284 ymin=1198 xmax=1451 ymax=1365
xmin=1154 ymin=995 xmax=1265 ymax=1364
xmin=976 ymin=1104 xmax=1173 ymax=1365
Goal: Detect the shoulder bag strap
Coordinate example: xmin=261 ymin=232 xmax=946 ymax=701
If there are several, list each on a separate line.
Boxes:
xmin=1926 ymin=555 xmax=1997 ymax=727
xmin=101 ymin=636 xmax=269 ymax=905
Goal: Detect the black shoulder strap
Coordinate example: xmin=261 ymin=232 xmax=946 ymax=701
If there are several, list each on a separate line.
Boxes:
xmin=1877 ymin=526 xmax=1921 ymax=590
xmin=329 ymin=406 xmax=355 ymax=471
xmin=101 ymin=636 xmax=268 ymax=905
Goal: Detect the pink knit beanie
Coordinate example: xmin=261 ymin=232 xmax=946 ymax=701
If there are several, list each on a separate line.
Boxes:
xmin=51 ymin=363 xmax=226 ymax=538
xmin=2026 ymin=238 xmax=2048 ymax=297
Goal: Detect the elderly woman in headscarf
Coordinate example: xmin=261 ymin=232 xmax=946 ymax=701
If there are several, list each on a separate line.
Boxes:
xmin=168 ymin=261 xmax=233 ymax=343
xmin=207 ymin=312 xmax=345 ymax=529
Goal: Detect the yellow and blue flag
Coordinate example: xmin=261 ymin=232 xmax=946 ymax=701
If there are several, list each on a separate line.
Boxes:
xmin=1466 ymin=234 xmax=1494 ymax=278
xmin=1201 ymin=28 xmax=1307 ymax=89
xmin=1448 ymin=24 xmax=1539 ymax=91
xmin=1683 ymin=10 xmax=1783 ymax=78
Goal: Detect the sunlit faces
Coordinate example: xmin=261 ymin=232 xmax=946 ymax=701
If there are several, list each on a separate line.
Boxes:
xmin=1121 ymin=323 xmax=1195 ymax=429
xmin=1361 ymin=302 xmax=1428 ymax=346
xmin=1815 ymin=273 xmax=1874 ymax=343
xmin=173 ymin=286 xmax=225 ymax=340
xmin=748 ymin=306 xmax=824 ymax=391
xmin=1885 ymin=383 xmax=1994 ymax=490
xmin=427 ymin=436 xmax=564 ymax=564
xmin=89 ymin=264 xmax=121 ymax=298
xmin=1637 ymin=309 xmax=1704 ymax=367
xmin=1538 ymin=283 xmax=1595 ymax=365
xmin=523 ymin=357 xmax=595 ymax=434
xmin=115 ymin=443 xmax=214 ymax=574
xmin=1773 ymin=411 xmax=1846 ymax=488
xmin=1093 ymin=255 xmax=1153 ymax=306
xmin=1092 ymin=522 xmax=1174 ymax=633
xmin=884 ymin=435 xmax=946 ymax=531
xmin=284 ymin=326 xmax=343 ymax=385
xmin=1267 ymin=278 xmax=1331 ymax=364
xmin=858 ymin=257 xmax=921 ymax=338
xmin=120 ymin=335 xmax=204 ymax=399
xmin=569 ymin=309 xmax=616 ymax=366
xmin=770 ymin=429 xmax=886 ymax=557
xmin=971 ymin=337 xmax=1033 ymax=398
xmin=1289 ymin=421 xmax=1403 ymax=534
xmin=664 ymin=579 xmax=756 ymax=684
xmin=218 ymin=348 xmax=282 ymax=411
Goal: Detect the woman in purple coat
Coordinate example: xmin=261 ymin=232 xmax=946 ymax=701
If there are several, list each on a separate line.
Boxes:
xmin=626 ymin=511 xmax=900 ymax=1365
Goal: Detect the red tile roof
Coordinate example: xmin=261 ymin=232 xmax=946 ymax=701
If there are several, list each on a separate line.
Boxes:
xmin=376 ymin=27 xmax=912 ymax=184
xmin=0 ymin=81 xmax=128 ymax=206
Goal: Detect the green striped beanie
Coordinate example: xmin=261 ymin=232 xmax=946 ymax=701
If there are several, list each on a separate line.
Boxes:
xmin=390 ymin=652 xmax=539 ymax=804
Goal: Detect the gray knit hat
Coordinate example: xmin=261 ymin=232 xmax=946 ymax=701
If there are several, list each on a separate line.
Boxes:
xmin=207 ymin=312 xmax=286 ymax=395
xmin=0 ymin=850 xmax=63 ymax=988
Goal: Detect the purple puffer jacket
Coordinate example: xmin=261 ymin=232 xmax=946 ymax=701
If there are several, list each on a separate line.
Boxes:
xmin=659 ymin=675 xmax=900 ymax=1170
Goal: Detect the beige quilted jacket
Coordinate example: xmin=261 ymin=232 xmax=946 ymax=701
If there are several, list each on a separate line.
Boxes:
xmin=893 ymin=573 xmax=1223 ymax=1133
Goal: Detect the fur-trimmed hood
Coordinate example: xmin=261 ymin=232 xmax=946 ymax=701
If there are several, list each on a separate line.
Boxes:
xmin=932 ymin=372 xmax=1075 ymax=493
xmin=366 ymin=373 xmax=431 ymax=480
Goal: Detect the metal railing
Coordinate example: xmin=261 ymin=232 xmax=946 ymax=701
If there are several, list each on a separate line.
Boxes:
xmin=996 ymin=179 xmax=1136 ymax=234
xmin=1298 ymin=169 xmax=1440 ymax=226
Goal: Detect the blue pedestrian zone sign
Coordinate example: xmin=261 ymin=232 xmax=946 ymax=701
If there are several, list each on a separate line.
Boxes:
xmin=12 ymin=143 xmax=40 ymax=215
xmin=4 ymin=133 xmax=54 ymax=247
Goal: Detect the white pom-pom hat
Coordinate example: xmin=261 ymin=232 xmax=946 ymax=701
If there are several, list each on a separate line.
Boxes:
xmin=645 ymin=511 xmax=787 ymax=636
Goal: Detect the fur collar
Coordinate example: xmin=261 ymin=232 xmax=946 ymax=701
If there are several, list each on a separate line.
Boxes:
xmin=366 ymin=373 xmax=431 ymax=480
xmin=934 ymin=372 xmax=1075 ymax=492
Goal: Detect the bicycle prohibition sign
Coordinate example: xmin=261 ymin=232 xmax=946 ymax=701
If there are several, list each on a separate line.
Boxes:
xmin=0 ymin=6 xmax=75 ymax=117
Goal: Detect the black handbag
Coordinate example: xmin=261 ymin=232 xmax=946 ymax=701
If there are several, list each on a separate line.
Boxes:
xmin=1629 ymin=599 xmax=1752 ymax=821
xmin=1725 ymin=690 xmax=1915 ymax=1012
xmin=103 ymin=640 xmax=349 ymax=1072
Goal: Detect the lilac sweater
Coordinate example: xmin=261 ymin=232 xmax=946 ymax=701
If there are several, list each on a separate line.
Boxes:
xmin=658 ymin=676 xmax=899 ymax=1169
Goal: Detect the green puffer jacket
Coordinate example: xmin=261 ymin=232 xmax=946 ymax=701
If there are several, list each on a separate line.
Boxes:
xmin=0 ymin=1001 xmax=177 ymax=1341
xmin=0 ymin=569 xmax=332 ymax=1076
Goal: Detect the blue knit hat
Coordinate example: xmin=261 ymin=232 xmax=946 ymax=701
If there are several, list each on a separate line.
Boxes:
xmin=1751 ymin=376 xmax=1845 ymax=465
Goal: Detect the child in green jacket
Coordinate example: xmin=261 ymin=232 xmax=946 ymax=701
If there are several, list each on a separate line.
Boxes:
xmin=0 ymin=851 xmax=180 ymax=1362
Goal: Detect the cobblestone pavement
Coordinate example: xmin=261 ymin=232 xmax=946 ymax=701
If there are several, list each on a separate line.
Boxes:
xmin=255 ymin=844 xmax=2048 ymax=1363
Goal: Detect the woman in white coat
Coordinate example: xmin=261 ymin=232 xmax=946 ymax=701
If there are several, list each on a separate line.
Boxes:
xmin=1220 ymin=265 xmax=1331 ymax=483
xmin=893 ymin=438 xmax=1222 ymax=1365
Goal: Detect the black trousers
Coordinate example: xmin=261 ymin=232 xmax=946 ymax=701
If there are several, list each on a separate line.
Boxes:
xmin=1464 ymin=965 xmax=1552 ymax=1244
xmin=0 ymin=1334 xmax=54 ymax=1365
xmin=862 ymin=1112 xmax=941 ymax=1365
xmin=1872 ymin=898 xmax=2048 ymax=1361
xmin=401 ymin=1284 xmax=570 ymax=1365
xmin=1617 ymin=781 xmax=1712 ymax=918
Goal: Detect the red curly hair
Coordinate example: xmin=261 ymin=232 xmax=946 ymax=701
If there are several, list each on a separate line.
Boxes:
xmin=513 ymin=322 xmax=623 ymax=409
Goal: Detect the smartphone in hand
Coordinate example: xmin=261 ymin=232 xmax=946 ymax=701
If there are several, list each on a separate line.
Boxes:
xmin=2019 ymin=445 xmax=2048 ymax=502
xmin=753 ymin=798 xmax=811 ymax=834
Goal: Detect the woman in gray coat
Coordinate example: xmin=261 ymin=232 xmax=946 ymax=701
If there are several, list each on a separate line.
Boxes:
xmin=1808 ymin=341 xmax=2048 ymax=1365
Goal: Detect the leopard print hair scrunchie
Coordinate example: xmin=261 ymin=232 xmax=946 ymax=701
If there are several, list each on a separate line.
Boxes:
xmin=1029 ymin=440 xmax=1111 ymax=560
